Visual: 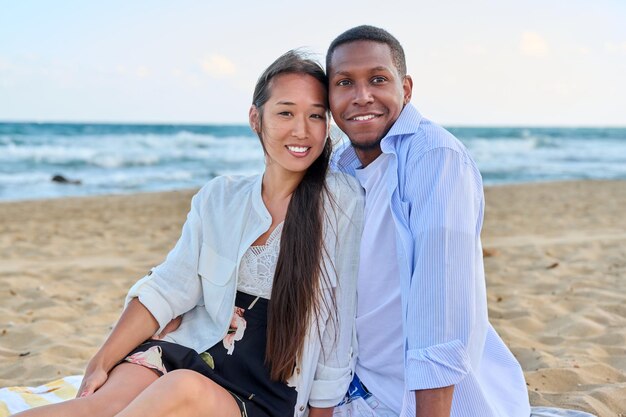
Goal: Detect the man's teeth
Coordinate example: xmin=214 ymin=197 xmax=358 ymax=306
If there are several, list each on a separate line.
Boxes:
xmin=287 ymin=146 xmax=309 ymax=153
xmin=353 ymin=114 xmax=376 ymax=121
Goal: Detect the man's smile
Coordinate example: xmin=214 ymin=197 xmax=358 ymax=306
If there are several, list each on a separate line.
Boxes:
xmin=349 ymin=114 xmax=379 ymax=121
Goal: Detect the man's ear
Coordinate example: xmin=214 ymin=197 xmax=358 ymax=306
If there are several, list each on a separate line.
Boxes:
xmin=403 ymin=75 xmax=413 ymax=105
xmin=249 ymin=105 xmax=260 ymax=133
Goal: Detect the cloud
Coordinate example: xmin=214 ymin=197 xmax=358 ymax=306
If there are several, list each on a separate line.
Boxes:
xmin=519 ymin=32 xmax=550 ymax=57
xmin=201 ymin=54 xmax=237 ymax=78
xmin=463 ymin=43 xmax=488 ymax=57
xmin=604 ymin=41 xmax=626 ymax=54
xmin=575 ymin=46 xmax=590 ymax=56
xmin=0 ymin=58 xmax=10 ymax=71
xmin=136 ymin=66 xmax=150 ymax=78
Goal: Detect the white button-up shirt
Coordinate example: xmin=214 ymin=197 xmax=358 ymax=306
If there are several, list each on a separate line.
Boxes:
xmin=333 ymin=103 xmax=531 ymax=417
xmin=126 ymin=172 xmax=364 ymax=416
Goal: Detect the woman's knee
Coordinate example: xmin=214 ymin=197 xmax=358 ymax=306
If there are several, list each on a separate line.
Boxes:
xmin=160 ymin=369 xmax=213 ymax=401
xmin=155 ymin=370 xmax=239 ymax=416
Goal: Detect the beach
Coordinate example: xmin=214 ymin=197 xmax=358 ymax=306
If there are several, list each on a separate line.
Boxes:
xmin=1 ymin=180 xmax=625 ymax=416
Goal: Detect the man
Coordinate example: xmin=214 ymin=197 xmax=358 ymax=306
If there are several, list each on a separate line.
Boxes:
xmin=327 ymin=25 xmax=531 ymax=417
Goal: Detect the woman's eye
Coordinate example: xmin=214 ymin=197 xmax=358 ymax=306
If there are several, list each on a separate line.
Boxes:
xmin=278 ymin=111 xmax=292 ymax=116
xmin=310 ymin=113 xmax=326 ymax=120
xmin=337 ymin=79 xmax=352 ymax=86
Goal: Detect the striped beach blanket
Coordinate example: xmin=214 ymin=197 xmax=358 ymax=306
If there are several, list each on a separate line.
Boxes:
xmin=0 ymin=375 xmax=81 ymax=416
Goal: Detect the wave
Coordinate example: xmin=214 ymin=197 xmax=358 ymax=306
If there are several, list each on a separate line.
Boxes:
xmin=1 ymin=122 xmax=625 ymax=201
xmin=0 ymin=134 xmax=263 ymax=169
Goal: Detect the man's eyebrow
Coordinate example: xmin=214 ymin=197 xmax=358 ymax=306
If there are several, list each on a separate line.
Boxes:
xmin=331 ymin=66 xmax=392 ymax=77
xmin=332 ymin=70 xmax=352 ymax=77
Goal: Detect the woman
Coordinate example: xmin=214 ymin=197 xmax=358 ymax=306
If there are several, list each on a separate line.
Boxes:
xmin=12 ymin=51 xmax=363 ymax=417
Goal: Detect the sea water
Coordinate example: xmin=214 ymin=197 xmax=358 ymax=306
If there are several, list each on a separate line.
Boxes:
xmin=1 ymin=122 xmax=625 ymax=201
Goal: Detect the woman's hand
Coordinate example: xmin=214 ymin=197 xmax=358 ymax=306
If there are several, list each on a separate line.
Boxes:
xmin=76 ymin=360 xmax=109 ymax=398
xmin=75 ymin=299 xmax=160 ymax=398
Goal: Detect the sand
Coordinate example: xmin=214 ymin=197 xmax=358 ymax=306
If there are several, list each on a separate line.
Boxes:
xmin=1 ymin=181 xmax=625 ymax=416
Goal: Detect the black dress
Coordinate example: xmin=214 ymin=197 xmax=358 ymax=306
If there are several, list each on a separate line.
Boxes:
xmin=124 ymin=291 xmax=297 ymax=417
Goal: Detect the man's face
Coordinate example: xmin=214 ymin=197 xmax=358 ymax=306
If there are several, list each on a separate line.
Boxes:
xmin=328 ymin=40 xmax=412 ymax=165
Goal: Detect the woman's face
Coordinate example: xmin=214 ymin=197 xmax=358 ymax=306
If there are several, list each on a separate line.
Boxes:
xmin=250 ymin=73 xmax=328 ymax=176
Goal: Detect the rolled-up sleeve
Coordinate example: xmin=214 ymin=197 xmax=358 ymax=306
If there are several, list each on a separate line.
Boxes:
xmin=125 ymin=188 xmax=207 ymax=334
xmin=403 ymin=147 xmax=484 ymax=390
xmin=308 ymin=175 xmax=364 ymax=407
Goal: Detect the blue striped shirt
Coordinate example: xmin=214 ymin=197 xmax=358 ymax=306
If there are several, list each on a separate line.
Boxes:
xmin=333 ymin=103 xmax=530 ymax=417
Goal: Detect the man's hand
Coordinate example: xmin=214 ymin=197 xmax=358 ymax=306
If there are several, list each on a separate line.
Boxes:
xmin=153 ymin=316 xmax=182 ymax=340
xmin=415 ymin=385 xmax=454 ymax=417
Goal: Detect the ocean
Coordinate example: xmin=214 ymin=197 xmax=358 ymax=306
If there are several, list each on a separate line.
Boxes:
xmin=1 ymin=122 xmax=625 ymax=202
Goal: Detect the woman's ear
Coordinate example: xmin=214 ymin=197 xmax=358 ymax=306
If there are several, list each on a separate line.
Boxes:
xmin=249 ymin=105 xmax=260 ymax=133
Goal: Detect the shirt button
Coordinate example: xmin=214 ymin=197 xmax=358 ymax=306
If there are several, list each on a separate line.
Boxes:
xmin=299 ymin=405 xmax=305 ymax=411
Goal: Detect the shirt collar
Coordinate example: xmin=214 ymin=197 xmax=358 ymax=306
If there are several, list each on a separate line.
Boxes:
xmin=380 ymin=103 xmax=422 ymax=152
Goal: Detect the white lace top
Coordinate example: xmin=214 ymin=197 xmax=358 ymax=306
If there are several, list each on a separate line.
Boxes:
xmin=237 ymin=222 xmax=283 ymax=299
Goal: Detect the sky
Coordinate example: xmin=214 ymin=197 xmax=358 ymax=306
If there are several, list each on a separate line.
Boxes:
xmin=1 ymin=0 xmax=625 ymax=126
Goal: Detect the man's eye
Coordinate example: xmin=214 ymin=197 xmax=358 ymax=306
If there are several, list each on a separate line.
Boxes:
xmin=372 ymin=76 xmax=387 ymax=84
xmin=337 ymin=79 xmax=352 ymax=86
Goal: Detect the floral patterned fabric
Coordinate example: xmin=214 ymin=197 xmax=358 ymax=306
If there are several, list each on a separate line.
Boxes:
xmin=124 ymin=291 xmax=297 ymax=417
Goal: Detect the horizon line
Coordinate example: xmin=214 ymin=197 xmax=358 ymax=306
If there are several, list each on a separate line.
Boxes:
xmin=1 ymin=119 xmax=625 ymax=130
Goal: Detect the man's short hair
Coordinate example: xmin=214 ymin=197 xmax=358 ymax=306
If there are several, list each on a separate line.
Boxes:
xmin=326 ymin=25 xmax=407 ymax=77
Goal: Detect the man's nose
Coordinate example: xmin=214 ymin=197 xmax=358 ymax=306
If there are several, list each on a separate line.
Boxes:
xmin=353 ymin=83 xmax=374 ymax=105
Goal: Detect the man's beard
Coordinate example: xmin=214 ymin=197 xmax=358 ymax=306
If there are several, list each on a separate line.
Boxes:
xmin=349 ymin=136 xmax=383 ymax=151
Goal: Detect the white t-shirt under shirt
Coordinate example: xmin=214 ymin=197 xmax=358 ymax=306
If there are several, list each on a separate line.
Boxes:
xmin=354 ymin=153 xmax=404 ymax=414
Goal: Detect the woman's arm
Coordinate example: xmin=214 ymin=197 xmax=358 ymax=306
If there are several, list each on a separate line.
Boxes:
xmin=78 ymin=298 xmax=159 ymax=397
xmin=308 ymin=174 xmax=364 ymax=409
xmin=79 ymin=182 xmax=215 ymax=397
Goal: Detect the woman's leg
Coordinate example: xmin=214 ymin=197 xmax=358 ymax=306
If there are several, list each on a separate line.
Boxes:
xmin=11 ymin=363 xmax=158 ymax=417
xmin=116 ymin=369 xmax=241 ymax=417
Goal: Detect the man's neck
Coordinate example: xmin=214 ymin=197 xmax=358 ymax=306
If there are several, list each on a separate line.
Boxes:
xmin=355 ymin=146 xmax=383 ymax=168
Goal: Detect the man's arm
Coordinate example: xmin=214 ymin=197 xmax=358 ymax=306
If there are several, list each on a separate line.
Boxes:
xmin=415 ymin=386 xmax=454 ymax=417
xmin=403 ymin=146 xmax=485 ymax=415
xmin=308 ymin=407 xmax=334 ymax=417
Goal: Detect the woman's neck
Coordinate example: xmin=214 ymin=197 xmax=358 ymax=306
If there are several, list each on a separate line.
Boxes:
xmin=252 ymin=169 xmax=304 ymax=246
xmin=261 ymin=168 xmax=304 ymax=203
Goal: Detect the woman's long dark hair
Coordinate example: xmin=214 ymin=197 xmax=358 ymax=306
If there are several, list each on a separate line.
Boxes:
xmin=251 ymin=50 xmax=334 ymax=382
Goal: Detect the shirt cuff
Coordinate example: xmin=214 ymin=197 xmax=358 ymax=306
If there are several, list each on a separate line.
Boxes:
xmin=125 ymin=273 xmax=174 ymax=335
xmin=308 ymin=362 xmax=353 ymax=408
xmin=405 ymin=339 xmax=471 ymax=390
